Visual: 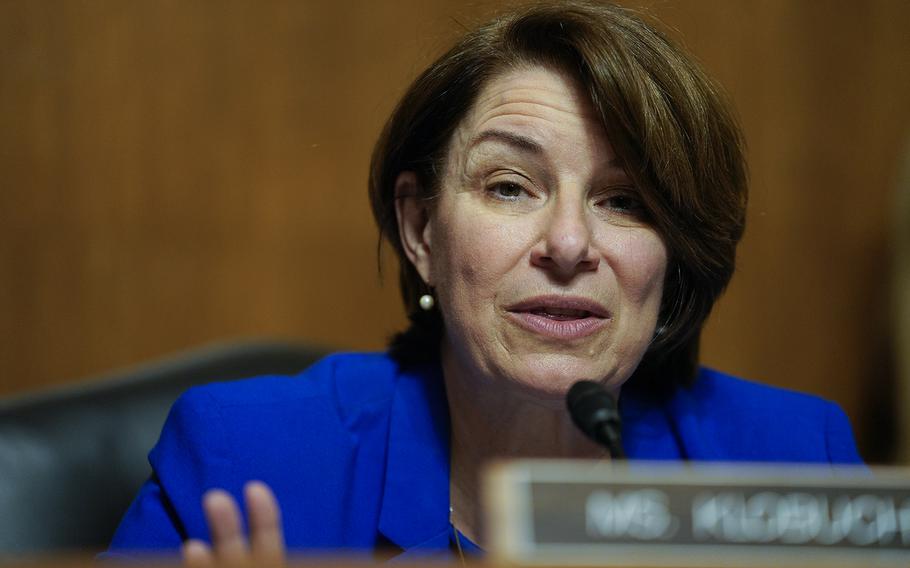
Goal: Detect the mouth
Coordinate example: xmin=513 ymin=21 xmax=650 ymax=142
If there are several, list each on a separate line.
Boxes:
xmin=507 ymin=296 xmax=609 ymax=319
xmin=505 ymin=295 xmax=609 ymax=339
xmin=526 ymin=307 xmax=601 ymax=320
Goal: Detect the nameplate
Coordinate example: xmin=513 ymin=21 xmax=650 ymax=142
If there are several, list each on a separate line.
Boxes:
xmin=485 ymin=460 xmax=910 ymax=566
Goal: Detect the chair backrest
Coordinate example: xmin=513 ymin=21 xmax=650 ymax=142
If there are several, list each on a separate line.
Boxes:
xmin=0 ymin=340 xmax=327 ymax=556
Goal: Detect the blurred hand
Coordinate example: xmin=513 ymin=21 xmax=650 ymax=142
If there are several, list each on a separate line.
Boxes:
xmin=182 ymin=481 xmax=286 ymax=567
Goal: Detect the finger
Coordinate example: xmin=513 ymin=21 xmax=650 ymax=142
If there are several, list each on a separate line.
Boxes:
xmin=202 ymin=489 xmax=248 ymax=563
xmin=245 ymin=481 xmax=286 ymax=566
xmin=182 ymin=538 xmax=215 ymax=568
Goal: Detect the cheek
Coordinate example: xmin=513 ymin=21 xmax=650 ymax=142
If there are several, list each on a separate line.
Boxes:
xmin=432 ymin=210 xmax=529 ymax=298
xmin=608 ymin=229 xmax=668 ymax=308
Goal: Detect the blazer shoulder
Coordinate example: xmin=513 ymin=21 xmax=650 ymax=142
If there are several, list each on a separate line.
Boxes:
xmin=178 ymin=351 xmax=401 ymax=412
xmin=143 ymin=352 xmax=404 ymax=543
xmin=152 ymin=351 xmax=403 ymax=476
xmin=691 ymin=368 xmax=830 ymax=413
xmin=679 ymin=368 xmax=862 ymax=464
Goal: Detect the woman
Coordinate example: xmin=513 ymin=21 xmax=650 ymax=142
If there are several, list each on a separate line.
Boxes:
xmin=107 ymin=1 xmax=862 ymax=563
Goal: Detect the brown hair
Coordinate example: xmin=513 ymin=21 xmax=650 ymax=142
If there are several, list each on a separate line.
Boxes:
xmin=369 ymin=1 xmax=747 ymax=388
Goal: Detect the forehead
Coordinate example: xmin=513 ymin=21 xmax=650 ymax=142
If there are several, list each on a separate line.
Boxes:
xmin=458 ymin=65 xmax=601 ymax=141
xmin=445 ymin=65 xmax=617 ymax=174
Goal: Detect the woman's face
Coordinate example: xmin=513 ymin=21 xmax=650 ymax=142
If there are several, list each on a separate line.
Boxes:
xmin=398 ymin=65 xmax=668 ymax=403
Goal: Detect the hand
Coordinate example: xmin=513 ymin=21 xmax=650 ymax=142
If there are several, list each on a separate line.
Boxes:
xmin=182 ymin=481 xmax=286 ymax=567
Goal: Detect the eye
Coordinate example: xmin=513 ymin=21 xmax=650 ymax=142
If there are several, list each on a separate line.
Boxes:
xmin=596 ymin=189 xmax=649 ymax=220
xmin=603 ymin=193 xmax=641 ymax=212
xmin=594 ymin=186 xmax=645 ymax=213
xmin=487 ymin=181 xmax=528 ymax=201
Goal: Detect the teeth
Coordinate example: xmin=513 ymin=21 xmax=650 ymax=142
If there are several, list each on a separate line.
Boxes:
xmin=533 ymin=308 xmax=589 ymax=317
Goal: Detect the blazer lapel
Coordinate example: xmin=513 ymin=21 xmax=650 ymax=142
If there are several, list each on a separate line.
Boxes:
xmin=662 ymin=376 xmax=723 ymax=461
xmin=377 ymin=362 xmax=452 ymax=553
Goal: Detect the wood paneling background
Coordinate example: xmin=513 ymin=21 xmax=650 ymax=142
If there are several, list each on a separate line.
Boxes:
xmin=1 ymin=0 xmax=908 ymax=461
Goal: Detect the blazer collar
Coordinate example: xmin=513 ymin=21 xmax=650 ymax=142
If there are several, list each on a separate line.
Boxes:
xmin=374 ymin=362 xmax=716 ymax=551
xmin=377 ymin=361 xmax=451 ymax=552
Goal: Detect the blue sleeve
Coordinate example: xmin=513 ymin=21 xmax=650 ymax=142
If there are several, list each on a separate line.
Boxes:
xmin=100 ymin=478 xmax=184 ymax=559
xmin=107 ymin=387 xmax=230 ymax=553
xmin=823 ymin=400 xmax=864 ymax=465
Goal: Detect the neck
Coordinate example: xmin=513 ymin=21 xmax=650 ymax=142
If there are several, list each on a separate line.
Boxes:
xmin=441 ymin=349 xmax=608 ymax=547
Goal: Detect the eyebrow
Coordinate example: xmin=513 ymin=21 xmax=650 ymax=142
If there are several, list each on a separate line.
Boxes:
xmin=469 ymin=129 xmax=543 ymax=154
xmin=468 ymin=128 xmax=624 ymax=169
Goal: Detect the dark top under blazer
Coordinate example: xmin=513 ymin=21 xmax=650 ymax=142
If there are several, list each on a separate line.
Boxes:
xmin=107 ymin=352 xmax=863 ymax=559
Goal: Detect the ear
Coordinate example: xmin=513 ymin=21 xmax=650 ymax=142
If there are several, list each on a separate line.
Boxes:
xmin=394 ymin=171 xmax=434 ymax=286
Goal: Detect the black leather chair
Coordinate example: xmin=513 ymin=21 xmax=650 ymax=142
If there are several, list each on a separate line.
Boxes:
xmin=0 ymin=340 xmax=327 ymax=556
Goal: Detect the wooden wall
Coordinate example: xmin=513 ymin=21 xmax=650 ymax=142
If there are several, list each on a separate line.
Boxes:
xmin=1 ymin=0 xmax=908 ymax=461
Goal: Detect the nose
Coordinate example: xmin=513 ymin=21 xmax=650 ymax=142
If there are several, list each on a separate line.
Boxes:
xmin=530 ymin=194 xmax=599 ymax=278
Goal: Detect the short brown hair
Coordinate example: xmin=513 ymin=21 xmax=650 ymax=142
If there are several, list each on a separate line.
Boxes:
xmin=369 ymin=1 xmax=747 ymax=388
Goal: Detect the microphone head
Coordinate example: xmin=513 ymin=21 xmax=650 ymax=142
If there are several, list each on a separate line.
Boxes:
xmin=566 ymin=380 xmax=621 ymax=443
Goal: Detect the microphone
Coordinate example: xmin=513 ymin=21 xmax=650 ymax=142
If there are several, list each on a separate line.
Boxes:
xmin=566 ymin=380 xmax=625 ymax=459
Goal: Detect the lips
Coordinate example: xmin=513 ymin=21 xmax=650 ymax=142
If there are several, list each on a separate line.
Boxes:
xmin=505 ymin=295 xmax=609 ymax=340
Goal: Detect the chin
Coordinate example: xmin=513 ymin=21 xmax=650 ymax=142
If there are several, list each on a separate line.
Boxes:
xmin=499 ymin=355 xmax=623 ymax=407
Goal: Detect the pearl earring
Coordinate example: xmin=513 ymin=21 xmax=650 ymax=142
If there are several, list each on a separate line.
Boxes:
xmin=419 ymin=294 xmax=435 ymax=311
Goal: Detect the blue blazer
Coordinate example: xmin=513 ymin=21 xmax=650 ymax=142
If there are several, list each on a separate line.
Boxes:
xmin=107 ymin=352 xmax=862 ymax=560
